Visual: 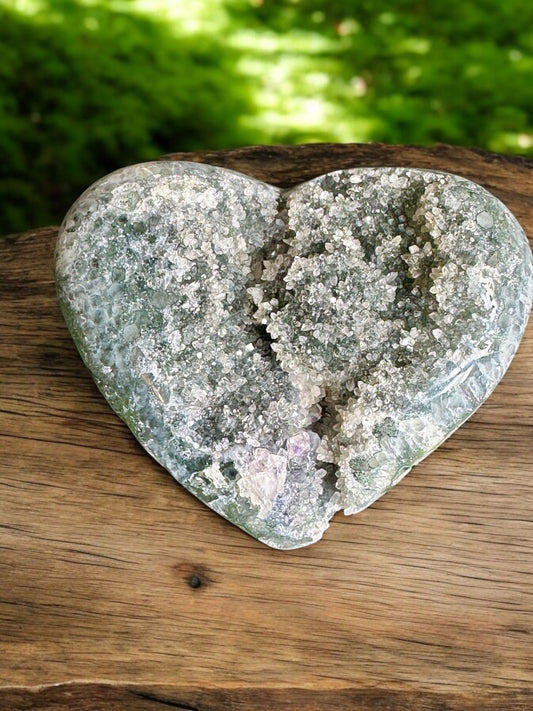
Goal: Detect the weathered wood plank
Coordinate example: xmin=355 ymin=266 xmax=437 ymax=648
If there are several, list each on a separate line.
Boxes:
xmin=2 ymin=684 xmax=533 ymax=711
xmin=1 ymin=144 xmax=532 ymax=709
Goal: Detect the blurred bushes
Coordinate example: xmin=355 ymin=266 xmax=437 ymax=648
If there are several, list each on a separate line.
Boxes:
xmin=1 ymin=0 xmax=533 ymax=234
xmin=229 ymin=0 xmax=533 ymax=150
xmin=0 ymin=0 xmax=254 ymax=234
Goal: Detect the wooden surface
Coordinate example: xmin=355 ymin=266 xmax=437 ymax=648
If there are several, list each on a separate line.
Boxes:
xmin=1 ymin=143 xmax=532 ymax=710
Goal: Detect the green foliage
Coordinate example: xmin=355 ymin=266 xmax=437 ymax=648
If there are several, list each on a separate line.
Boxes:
xmin=0 ymin=0 xmax=254 ymax=234
xmin=226 ymin=0 xmax=533 ymax=150
xmin=1 ymin=0 xmax=533 ymax=234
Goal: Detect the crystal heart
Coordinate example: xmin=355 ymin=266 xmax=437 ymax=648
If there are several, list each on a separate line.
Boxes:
xmin=55 ymin=162 xmax=533 ymax=549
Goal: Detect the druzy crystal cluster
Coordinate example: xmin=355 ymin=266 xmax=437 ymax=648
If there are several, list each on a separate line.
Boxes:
xmin=55 ymin=162 xmax=533 ymax=549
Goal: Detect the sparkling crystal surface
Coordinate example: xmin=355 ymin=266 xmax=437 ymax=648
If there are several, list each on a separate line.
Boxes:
xmin=55 ymin=162 xmax=533 ymax=549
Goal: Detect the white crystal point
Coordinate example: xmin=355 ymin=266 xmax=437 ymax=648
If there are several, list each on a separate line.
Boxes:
xmin=55 ymin=162 xmax=533 ymax=549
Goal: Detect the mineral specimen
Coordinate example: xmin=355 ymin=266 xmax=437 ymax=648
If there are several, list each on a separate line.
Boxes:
xmin=55 ymin=162 xmax=533 ymax=549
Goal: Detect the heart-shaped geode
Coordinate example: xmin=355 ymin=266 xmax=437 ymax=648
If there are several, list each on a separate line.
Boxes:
xmin=55 ymin=162 xmax=533 ymax=549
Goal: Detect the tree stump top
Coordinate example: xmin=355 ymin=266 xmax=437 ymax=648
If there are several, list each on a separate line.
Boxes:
xmin=1 ymin=144 xmax=532 ymax=711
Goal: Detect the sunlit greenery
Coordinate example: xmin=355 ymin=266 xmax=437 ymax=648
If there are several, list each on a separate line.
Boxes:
xmin=1 ymin=0 xmax=533 ymax=234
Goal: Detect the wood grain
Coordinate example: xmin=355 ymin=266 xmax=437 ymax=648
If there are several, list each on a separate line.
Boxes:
xmin=1 ymin=143 xmax=532 ymax=710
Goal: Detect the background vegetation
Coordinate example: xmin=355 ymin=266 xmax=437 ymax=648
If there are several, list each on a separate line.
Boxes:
xmin=1 ymin=0 xmax=533 ymax=234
